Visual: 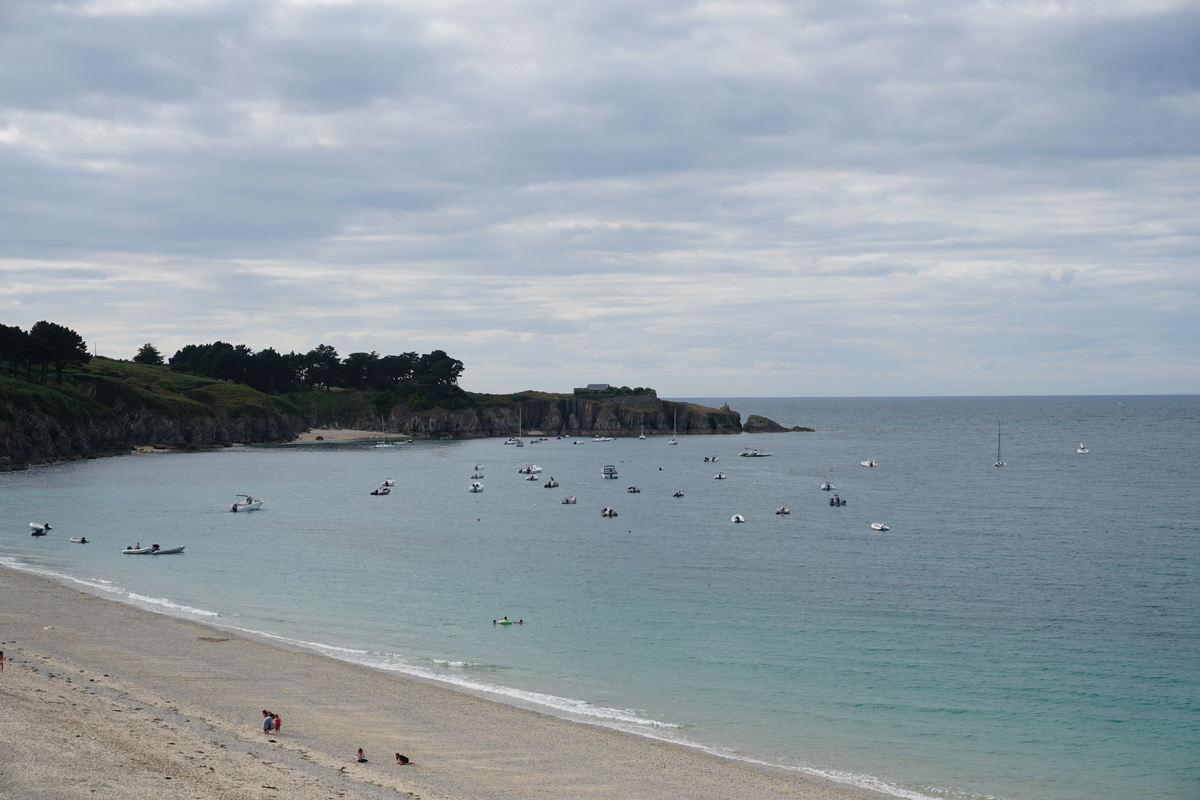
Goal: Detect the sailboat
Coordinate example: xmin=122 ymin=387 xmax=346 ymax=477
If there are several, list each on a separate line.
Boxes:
xmin=668 ymin=409 xmax=677 ymax=445
xmin=1077 ymin=419 xmax=1088 ymax=454
xmin=639 ymin=416 xmax=646 ymax=440
xmin=504 ymin=409 xmax=525 ymax=446
xmin=994 ymin=421 xmax=1006 ymax=467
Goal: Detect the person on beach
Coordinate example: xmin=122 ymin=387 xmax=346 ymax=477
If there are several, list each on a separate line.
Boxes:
xmin=395 ymin=753 xmax=410 ymax=765
xmin=262 ymin=710 xmax=273 ymax=733
xmin=355 ymin=748 xmax=368 ymax=763
xmin=0 ymin=650 xmax=5 ymax=672
xmin=273 ymin=714 xmax=281 ymax=734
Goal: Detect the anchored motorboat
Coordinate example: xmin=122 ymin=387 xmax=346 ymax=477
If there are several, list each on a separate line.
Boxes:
xmin=871 ymin=523 xmax=890 ymax=531
xmin=544 ymin=478 xmax=559 ymax=488
xmin=775 ymin=507 xmax=789 ymax=515
xmin=820 ymin=479 xmax=834 ymax=491
xmin=739 ymin=449 xmax=772 ymax=457
xmin=673 ymin=490 xmax=685 ymax=497
xmin=69 ymin=536 xmax=89 ymax=543
xmin=230 ymin=495 xmax=264 ymax=512
xmin=601 ymin=507 xmax=619 ymax=517
xmin=602 ymin=465 xmax=619 ymax=479
xmin=469 ymin=482 xmax=484 ymax=493
xmin=517 ymin=464 xmax=543 ymax=474
xmin=30 ymin=522 xmax=51 ymax=535
xmin=860 ymin=459 xmax=876 ymax=467
xmin=731 ymin=514 xmax=745 ymax=523
xmin=714 ymin=473 xmax=726 ymax=480
xmin=830 ymin=495 xmax=847 ymax=506
xmin=561 ymin=496 xmax=576 ymax=504
xmin=592 ymin=435 xmax=615 ymax=442
xmin=627 ymin=486 xmax=640 ymax=493
xmin=370 ymin=486 xmax=391 ymax=495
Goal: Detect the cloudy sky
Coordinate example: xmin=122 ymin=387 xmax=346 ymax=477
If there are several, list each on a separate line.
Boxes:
xmin=1 ymin=0 xmax=1197 ymax=396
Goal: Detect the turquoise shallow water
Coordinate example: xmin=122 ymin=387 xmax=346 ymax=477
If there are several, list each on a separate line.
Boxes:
xmin=3 ymin=395 xmax=1199 ymax=800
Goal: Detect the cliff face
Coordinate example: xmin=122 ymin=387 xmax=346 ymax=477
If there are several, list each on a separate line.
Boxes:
xmin=1 ymin=369 xmax=305 ymax=471
xmin=288 ymin=390 xmax=742 ymax=438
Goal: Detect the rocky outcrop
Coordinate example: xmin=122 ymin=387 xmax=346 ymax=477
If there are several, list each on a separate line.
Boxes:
xmin=1 ymin=376 xmax=305 ymax=471
xmin=379 ymin=396 xmax=742 ymax=438
xmin=291 ymin=390 xmax=743 ymax=438
xmin=742 ymin=414 xmax=813 ymax=433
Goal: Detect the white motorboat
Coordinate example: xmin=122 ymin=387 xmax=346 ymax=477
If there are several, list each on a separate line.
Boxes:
xmin=739 ymin=449 xmax=772 ymax=457
xmin=820 ymin=479 xmax=834 ymax=491
xmin=517 ymin=463 xmax=542 ymax=474
xmin=471 ymin=472 xmax=485 ymax=479
xmin=573 ymin=440 xmax=586 ymax=444
xmin=731 ymin=515 xmax=745 ymax=523
xmin=860 ymin=459 xmax=876 ymax=467
xmin=561 ymin=496 xmax=576 ymax=504
xmin=601 ymin=507 xmax=619 ymax=517
xmin=592 ymin=435 xmax=615 ymax=442
xmin=30 ymin=522 xmax=51 ymax=535
xmin=469 ymin=482 xmax=484 ymax=493
xmin=526 ymin=474 xmax=538 ymax=481
xmin=69 ymin=536 xmax=89 ymax=543
xmin=503 ymin=437 xmax=521 ymax=445
xmin=673 ymin=491 xmax=685 ymax=497
xmin=474 ymin=464 xmax=484 ymax=470
xmin=124 ymin=544 xmax=184 ymax=554
xmin=775 ymin=507 xmax=789 ymax=515
xmin=370 ymin=486 xmax=391 ymax=495
xmin=374 ymin=440 xmax=397 ymax=448
xmin=381 ymin=479 xmax=395 ymax=486
xmin=602 ymin=464 xmax=619 ymax=479
xmin=871 ymin=523 xmax=890 ymax=531
xmin=544 ymin=478 xmax=559 ymax=488
xmin=230 ymin=495 xmax=264 ymax=512
xmin=995 ymin=421 xmax=1006 ymax=467
xmin=714 ymin=473 xmax=726 ymax=480
xmin=627 ymin=486 xmax=640 ymax=493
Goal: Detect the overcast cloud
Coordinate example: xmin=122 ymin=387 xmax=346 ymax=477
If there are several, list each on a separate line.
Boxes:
xmin=2 ymin=0 xmax=1197 ymax=396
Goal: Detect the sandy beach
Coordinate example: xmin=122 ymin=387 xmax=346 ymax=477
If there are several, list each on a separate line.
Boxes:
xmin=293 ymin=429 xmax=390 ymax=442
xmin=0 ymin=567 xmax=889 ymax=800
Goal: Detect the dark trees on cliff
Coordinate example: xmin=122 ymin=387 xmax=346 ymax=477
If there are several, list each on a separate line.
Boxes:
xmin=415 ymin=350 xmax=464 ymax=388
xmin=0 ymin=323 xmax=27 ymax=377
xmin=28 ymin=321 xmax=91 ymax=384
xmin=133 ymin=343 xmax=164 ymax=365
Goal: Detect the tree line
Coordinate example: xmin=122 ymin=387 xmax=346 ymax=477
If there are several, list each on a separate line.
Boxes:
xmin=0 ymin=321 xmax=91 ymax=384
xmin=161 ymin=341 xmax=465 ymax=398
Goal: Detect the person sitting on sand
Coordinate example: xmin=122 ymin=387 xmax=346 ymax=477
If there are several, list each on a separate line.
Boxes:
xmin=395 ymin=753 xmax=410 ymax=765
xmin=355 ymin=748 xmax=368 ymax=763
xmin=262 ymin=710 xmax=273 ymax=733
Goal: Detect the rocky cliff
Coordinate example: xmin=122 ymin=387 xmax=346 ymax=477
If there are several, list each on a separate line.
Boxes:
xmin=291 ymin=390 xmax=742 ymax=438
xmin=1 ymin=361 xmax=305 ymax=471
xmin=742 ymin=414 xmax=815 ymax=433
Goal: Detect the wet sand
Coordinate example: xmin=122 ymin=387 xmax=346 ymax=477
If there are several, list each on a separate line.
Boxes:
xmin=0 ymin=567 xmax=888 ymax=800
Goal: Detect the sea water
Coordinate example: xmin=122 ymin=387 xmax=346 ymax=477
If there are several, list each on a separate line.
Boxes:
xmin=2 ymin=395 xmax=1198 ymax=800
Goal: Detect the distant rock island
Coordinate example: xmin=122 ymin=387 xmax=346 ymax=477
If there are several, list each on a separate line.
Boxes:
xmin=742 ymin=414 xmax=814 ymax=433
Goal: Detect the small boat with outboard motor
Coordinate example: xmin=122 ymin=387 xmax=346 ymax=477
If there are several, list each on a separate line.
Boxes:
xmin=230 ymin=495 xmax=264 ymax=512
xmin=30 ymin=522 xmax=52 ymax=535
xmin=69 ymin=536 xmax=89 ymax=544
xmin=871 ymin=523 xmax=890 ymax=531
xmin=732 ymin=514 xmax=746 ymax=523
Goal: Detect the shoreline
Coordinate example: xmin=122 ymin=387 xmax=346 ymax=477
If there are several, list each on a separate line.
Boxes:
xmin=1 ymin=566 xmax=891 ymax=800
